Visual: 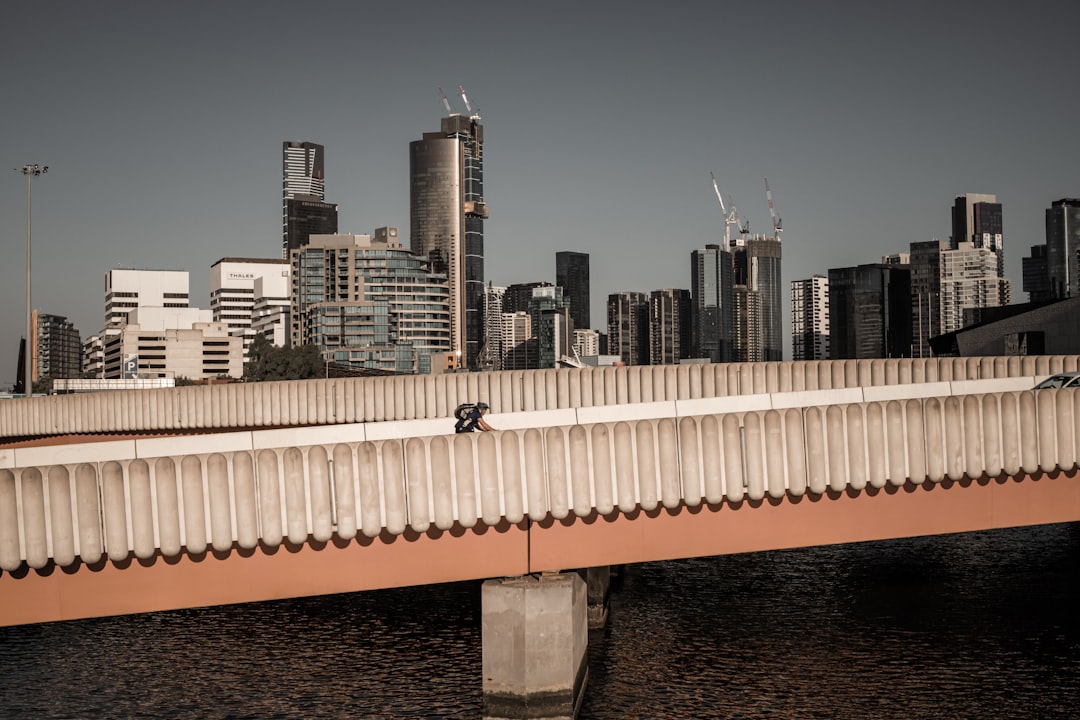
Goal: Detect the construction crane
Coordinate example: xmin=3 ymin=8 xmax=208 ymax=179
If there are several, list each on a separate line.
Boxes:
xmin=459 ymin=84 xmax=480 ymax=119
xmin=438 ymin=87 xmax=454 ymax=115
xmin=710 ymin=172 xmax=740 ymax=247
xmin=765 ymin=177 xmax=783 ymax=239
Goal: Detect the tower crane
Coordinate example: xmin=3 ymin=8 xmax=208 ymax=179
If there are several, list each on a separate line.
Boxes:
xmin=438 ymin=87 xmax=454 ymax=115
xmin=765 ymin=177 xmax=783 ymax=239
xmin=459 ymin=85 xmax=480 ymax=119
xmin=710 ymin=172 xmax=740 ymax=247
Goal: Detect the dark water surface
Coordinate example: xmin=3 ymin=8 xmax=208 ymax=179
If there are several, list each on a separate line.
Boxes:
xmin=3 ymin=523 xmax=1079 ymax=719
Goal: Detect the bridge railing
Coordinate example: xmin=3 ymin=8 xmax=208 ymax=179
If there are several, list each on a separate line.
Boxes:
xmin=1 ymin=386 xmax=1076 ymax=573
xmin=2 ymin=356 xmax=1078 ymax=440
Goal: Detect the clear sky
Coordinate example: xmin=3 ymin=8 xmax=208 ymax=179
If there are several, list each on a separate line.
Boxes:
xmin=3 ymin=1 xmax=1078 ymax=385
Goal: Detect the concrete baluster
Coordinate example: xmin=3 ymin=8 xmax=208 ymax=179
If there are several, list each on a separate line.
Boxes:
xmin=1037 ymin=390 xmax=1058 ymax=472
xmin=898 ymin=358 xmax=913 ymax=385
xmin=1034 ymin=355 xmax=1050 ymax=377
xmin=602 ymin=367 xmax=617 ymax=406
xmin=739 ymin=412 xmax=763 ymax=500
xmin=835 ymin=360 xmax=851 ymax=390
xmin=0 ymin=470 xmax=19 ymax=571
xmin=866 ymin=402 xmax=887 ymax=488
xmin=826 ymin=405 xmax=847 ymax=492
xmin=1016 ymin=392 xmax=1038 ymax=476
xmin=884 ymin=401 xmax=907 ymax=487
xmin=613 ymin=422 xmax=637 ymax=512
xmin=102 ymin=461 xmax=129 ymax=563
xmin=546 ymin=427 xmax=570 ymax=520
xmin=776 ymin=362 xmax=792 ymax=394
xmin=871 ymin=359 xmax=886 ymax=386
xmin=20 ymin=468 xmax=48 ymax=570
xmin=803 ymin=407 xmax=827 ymax=495
xmin=420 ymin=436 xmax=450 ymax=532
xmin=688 ymin=363 xmax=703 ymax=399
xmin=128 ymin=459 xmax=155 ymax=560
xmin=230 ymin=452 xmax=257 ymax=550
xmin=912 ymin=358 xmax=926 ymax=384
xmin=449 ymin=433 xmax=479 ymax=528
xmin=523 ymin=428 xmax=549 ymax=521
xmin=545 ymin=369 xmax=560 ymax=410
xmin=943 ymin=396 xmax=965 ymax=481
xmin=477 ymin=432 xmax=503 ymax=527
xmin=816 ymin=360 xmax=830 ymax=390
xmin=356 ymin=442 xmax=383 ymax=538
xmin=764 ymin=409 xmax=787 ymax=499
xmin=905 ymin=399 xmax=927 ymax=485
xmin=781 ymin=408 xmax=806 ymax=497
xmin=307 ymin=445 xmax=334 ymax=542
xmin=627 ymin=366 xmax=643 ymax=404
xmin=255 ymin=450 xmax=283 ymax=546
xmin=677 ymin=364 xmax=692 ymax=399
xmin=857 ymin=359 xmax=873 ymax=387
xmin=763 ymin=362 xmax=778 ymax=394
xmin=590 ymin=367 xmax=605 ymax=408
xmin=181 ymin=455 xmax=207 ymax=554
xmin=666 ymin=365 xmax=680 ymax=400
xmin=556 ymin=368 xmax=571 ymax=409
xmin=590 ymin=424 xmax=614 ymax=516
xmin=331 ymin=444 xmax=358 ymax=539
xmin=1056 ymin=390 xmax=1076 ymax=471
xmin=980 ymin=394 xmax=1002 ymax=478
xmin=657 ymin=418 xmax=682 ymax=508
xmin=567 ymin=367 xmax=582 ymax=408
xmin=615 ymin=367 xmax=630 ymax=405
xmin=151 ymin=457 xmax=180 ymax=558
xmin=1049 ymin=354 xmax=1065 ymax=374
xmin=285 ymin=381 xmax=301 ymax=426
xmin=726 ymin=364 xmax=741 ymax=396
xmin=381 ymin=441 xmax=407 ymax=536
xmin=636 ymin=420 xmax=661 ymax=510
xmin=75 ymin=463 xmax=103 ymax=564
xmin=750 ymin=363 xmax=766 ymax=394
xmin=1072 ymin=390 xmax=1080 ymax=469
xmin=522 ymin=369 xmax=536 ymax=412
xmin=405 ymin=438 xmax=431 ymax=534
xmin=500 ymin=433 xmax=525 ymax=524
xmin=844 ymin=405 xmax=867 ymax=491
xmin=961 ymin=395 xmax=984 ymax=479
xmin=700 ymin=414 xmax=725 ymax=503
xmin=679 ymin=416 xmax=703 ymax=507
xmin=282 ymin=447 xmax=309 ymax=544
xmin=47 ymin=466 xmax=75 ymax=568
xmin=207 ymin=453 xmax=233 ymax=553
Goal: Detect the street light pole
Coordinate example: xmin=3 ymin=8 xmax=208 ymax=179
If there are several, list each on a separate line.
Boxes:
xmin=18 ymin=163 xmax=47 ymax=398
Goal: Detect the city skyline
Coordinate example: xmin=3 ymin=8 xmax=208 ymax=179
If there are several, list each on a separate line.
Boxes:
xmin=3 ymin=2 xmax=1078 ymax=383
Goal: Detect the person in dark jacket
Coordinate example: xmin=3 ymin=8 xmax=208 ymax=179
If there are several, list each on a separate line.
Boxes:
xmin=456 ymin=402 xmax=495 ymax=433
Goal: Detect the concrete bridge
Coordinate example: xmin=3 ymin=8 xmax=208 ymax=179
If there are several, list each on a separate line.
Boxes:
xmin=3 ymin=356 xmax=1080 ymax=718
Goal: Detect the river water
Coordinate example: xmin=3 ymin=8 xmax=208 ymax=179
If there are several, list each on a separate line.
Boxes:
xmin=2 ymin=523 xmax=1078 ymax=719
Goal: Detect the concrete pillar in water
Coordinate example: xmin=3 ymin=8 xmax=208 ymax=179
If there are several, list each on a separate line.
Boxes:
xmin=482 ymin=573 xmax=588 ymax=720
xmin=585 ymin=566 xmax=610 ymax=629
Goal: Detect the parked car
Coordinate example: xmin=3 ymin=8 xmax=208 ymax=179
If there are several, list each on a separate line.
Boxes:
xmin=1034 ymin=371 xmax=1080 ymax=389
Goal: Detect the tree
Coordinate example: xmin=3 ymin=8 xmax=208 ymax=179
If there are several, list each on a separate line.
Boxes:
xmin=244 ymin=335 xmax=324 ymax=382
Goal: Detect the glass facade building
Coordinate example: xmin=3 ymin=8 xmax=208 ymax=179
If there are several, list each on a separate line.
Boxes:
xmin=282 ymin=141 xmax=338 ymax=257
xmin=690 ymin=244 xmax=734 ymax=362
xmin=556 ymin=251 xmax=590 ymax=331
xmin=409 ymin=114 xmax=488 ymax=370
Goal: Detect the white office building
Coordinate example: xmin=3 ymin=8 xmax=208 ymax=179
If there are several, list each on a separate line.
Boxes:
xmin=210 ymin=257 xmax=291 ymax=358
xmin=105 ymin=269 xmax=190 ymax=326
xmin=101 ymin=307 xmax=242 ymax=380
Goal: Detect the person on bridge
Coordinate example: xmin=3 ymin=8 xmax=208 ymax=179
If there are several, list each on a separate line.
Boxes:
xmin=455 ymin=402 xmax=495 ymax=433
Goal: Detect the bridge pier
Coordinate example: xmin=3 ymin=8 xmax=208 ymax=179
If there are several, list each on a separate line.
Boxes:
xmin=583 ymin=566 xmax=610 ymax=629
xmin=482 ymin=573 xmax=588 ymax=720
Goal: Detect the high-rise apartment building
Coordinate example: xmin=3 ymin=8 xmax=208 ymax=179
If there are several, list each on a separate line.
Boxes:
xmin=951 ymin=193 xmax=1004 ymax=277
xmin=940 ymin=242 xmax=1010 ymax=332
xmin=556 ymin=251 xmax=590 ymax=331
xmin=732 ymin=236 xmax=783 ymax=362
xmin=529 ymin=286 xmax=572 ymax=369
xmin=790 ymin=276 xmax=829 ymax=361
xmin=282 ymin=141 xmax=338 ymax=257
xmin=34 ymin=311 xmax=82 ymax=382
xmin=690 ymin=244 xmax=734 ymax=362
xmin=410 ymin=110 xmax=488 ymax=369
xmin=649 ymin=289 xmax=691 ymax=366
xmin=479 ymin=284 xmax=506 ymax=370
xmin=828 ymin=264 xmax=911 ymax=359
xmin=290 ymin=231 xmax=451 ymax=374
xmin=210 ymin=258 xmax=290 ymax=359
xmin=607 ymin=291 xmax=649 ymax=366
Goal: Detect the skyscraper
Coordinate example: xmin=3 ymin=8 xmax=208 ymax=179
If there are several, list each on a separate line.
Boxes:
xmin=790 ymin=276 xmax=829 ymax=361
xmin=951 ymin=193 xmax=1004 ymax=277
xmin=649 ymin=289 xmax=691 ymax=365
xmin=607 ymin=291 xmax=649 ymax=366
xmin=828 ymin=264 xmax=911 ymax=359
xmin=1043 ymin=198 xmax=1080 ymax=300
xmin=282 ymin=141 xmax=338 ymax=257
xmin=732 ymin=235 xmax=783 ymax=362
xmin=556 ymin=251 xmax=590 ymax=331
xmin=410 ymin=108 xmax=488 ymax=369
xmin=690 ymin=244 xmax=734 ymax=362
